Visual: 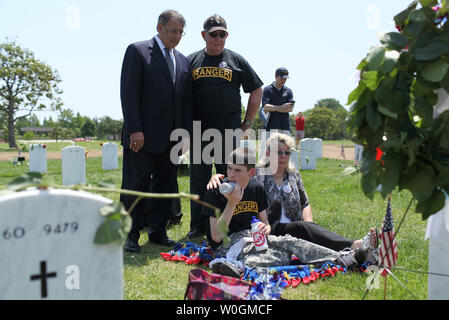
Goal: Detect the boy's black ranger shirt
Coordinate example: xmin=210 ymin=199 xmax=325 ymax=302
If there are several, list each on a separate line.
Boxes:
xmin=202 ymin=178 xmax=268 ymax=249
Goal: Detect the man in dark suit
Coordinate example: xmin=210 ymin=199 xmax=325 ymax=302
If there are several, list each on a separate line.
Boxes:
xmin=120 ymin=10 xmax=192 ymax=253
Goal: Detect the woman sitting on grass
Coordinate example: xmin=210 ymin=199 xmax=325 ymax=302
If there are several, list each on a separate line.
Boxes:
xmin=207 ymin=133 xmax=378 ymax=262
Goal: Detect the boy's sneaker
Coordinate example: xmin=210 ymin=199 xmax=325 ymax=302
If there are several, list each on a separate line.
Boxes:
xmin=212 ymin=260 xmax=242 ymax=278
xmin=361 ymin=227 xmax=379 ymax=264
xmin=337 ymin=247 xmax=368 ymax=268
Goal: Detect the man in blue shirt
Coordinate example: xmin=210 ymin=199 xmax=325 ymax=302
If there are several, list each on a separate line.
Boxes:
xmin=261 ymin=67 xmax=294 ymax=135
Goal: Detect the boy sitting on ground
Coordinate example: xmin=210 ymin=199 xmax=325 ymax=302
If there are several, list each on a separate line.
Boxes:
xmin=202 ymin=147 xmax=368 ymax=278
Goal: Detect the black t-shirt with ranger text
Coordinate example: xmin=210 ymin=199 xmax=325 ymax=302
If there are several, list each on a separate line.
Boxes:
xmin=188 ymin=48 xmax=263 ymax=129
xmin=202 ymin=178 xmax=268 ymax=248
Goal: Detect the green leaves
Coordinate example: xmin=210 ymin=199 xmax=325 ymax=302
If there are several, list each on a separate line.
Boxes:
xmin=379 ymin=32 xmax=409 ymax=50
xmin=416 ymin=188 xmax=446 ymax=219
xmin=7 ymin=172 xmax=43 ymax=191
xmin=422 ymin=59 xmax=449 ymax=82
xmin=366 ymin=46 xmax=387 ymax=70
xmin=419 ymin=0 xmax=438 ymax=7
xmin=94 ymin=202 xmax=132 ymax=245
xmin=346 ymin=0 xmax=449 ymax=220
xmin=361 ymin=71 xmax=381 ymax=91
xmin=413 ymin=42 xmax=449 ymax=61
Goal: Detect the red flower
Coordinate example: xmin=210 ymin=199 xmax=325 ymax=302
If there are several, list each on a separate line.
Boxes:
xmin=376 ymin=147 xmax=383 ymax=161
xmin=376 ymin=147 xmax=385 ymax=165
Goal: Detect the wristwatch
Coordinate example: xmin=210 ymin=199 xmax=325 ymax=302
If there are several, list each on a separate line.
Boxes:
xmin=243 ymin=119 xmax=253 ymax=126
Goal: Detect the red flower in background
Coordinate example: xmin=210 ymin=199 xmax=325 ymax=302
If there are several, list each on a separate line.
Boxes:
xmin=376 ymin=147 xmax=383 ymax=161
xmin=376 ymin=147 xmax=384 ymax=165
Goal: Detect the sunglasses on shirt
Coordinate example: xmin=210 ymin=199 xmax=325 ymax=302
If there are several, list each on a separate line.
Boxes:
xmin=209 ymin=31 xmax=228 ymax=38
xmin=277 ymin=151 xmax=291 ymax=156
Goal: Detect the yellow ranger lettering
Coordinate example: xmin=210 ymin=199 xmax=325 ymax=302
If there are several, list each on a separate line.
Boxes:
xmin=233 ymin=201 xmax=258 ymax=215
xmin=192 ymin=67 xmax=232 ymax=82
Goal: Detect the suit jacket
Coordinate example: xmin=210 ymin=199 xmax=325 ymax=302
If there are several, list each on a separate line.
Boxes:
xmin=120 ymin=37 xmax=192 ymax=154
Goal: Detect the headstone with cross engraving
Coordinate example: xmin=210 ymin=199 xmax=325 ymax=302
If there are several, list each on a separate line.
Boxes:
xmin=0 ymin=189 xmax=123 ymax=299
xmin=62 ymin=146 xmax=86 ymax=186
xmin=102 ymin=142 xmax=119 ymax=171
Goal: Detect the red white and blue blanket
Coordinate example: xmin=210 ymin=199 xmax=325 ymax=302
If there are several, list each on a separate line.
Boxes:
xmin=160 ymin=242 xmax=370 ymax=299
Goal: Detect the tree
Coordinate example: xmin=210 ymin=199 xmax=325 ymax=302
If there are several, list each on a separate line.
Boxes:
xmin=313 ymin=98 xmax=350 ymax=140
xmin=80 ymin=118 xmax=96 ymax=138
xmin=314 ymin=98 xmax=344 ymax=111
xmin=306 ymin=107 xmax=341 ymax=140
xmin=0 ymin=39 xmax=63 ymax=147
xmin=96 ymin=116 xmax=123 ymax=140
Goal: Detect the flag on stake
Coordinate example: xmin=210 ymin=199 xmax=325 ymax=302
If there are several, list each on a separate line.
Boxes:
xmin=379 ymin=196 xmax=398 ymax=276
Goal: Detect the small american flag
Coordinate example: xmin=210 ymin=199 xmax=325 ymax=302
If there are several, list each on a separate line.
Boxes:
xmin=340 ymin=144 xmax=345 ymax=160
xmin=355 ymin=148 xmax=360 ymax=166
xmin=379 ymin=197 xmax=398 ymax=276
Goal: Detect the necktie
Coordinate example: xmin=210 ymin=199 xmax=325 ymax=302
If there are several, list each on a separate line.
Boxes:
xmin=164 ymin=48 xmax=175 ymax=83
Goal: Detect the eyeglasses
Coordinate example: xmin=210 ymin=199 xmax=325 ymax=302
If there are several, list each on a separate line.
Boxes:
xmin=208 ymin=31 xmax=227 ymax=38
xmin=277 ymin=151 xmax=291 ymax=156
xmin=164 ymin=26 xmax=185 ymax=36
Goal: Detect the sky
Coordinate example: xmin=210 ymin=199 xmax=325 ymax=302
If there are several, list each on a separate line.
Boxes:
xmin=0 ymin=0 xmax=414 ymax=122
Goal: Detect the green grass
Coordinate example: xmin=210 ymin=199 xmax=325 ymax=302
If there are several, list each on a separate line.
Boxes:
xmin=0 ymin=149 xmax=429 ymax=300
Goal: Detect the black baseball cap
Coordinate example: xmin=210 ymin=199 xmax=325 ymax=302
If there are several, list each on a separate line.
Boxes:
xmin=276 ymin=67 xmax=289 ymax=79
xmin=203 ymin=14 xmax=227 ymax=33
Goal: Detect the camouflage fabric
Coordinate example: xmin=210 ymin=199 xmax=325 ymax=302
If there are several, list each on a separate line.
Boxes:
xmin=216 ymin=230 xmax=339 ymax=269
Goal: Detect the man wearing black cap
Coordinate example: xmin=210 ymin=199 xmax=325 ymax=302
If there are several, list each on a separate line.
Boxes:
xmin=186 ymin=14 xmax=263 ymax=239
xmin=262 ymin=67 xmax=294 ymax=135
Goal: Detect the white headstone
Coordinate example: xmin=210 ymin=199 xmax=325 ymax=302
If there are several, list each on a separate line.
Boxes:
xmin=258 ymin=130 xmax=270 ymax=157
xmin=425 ymin=196 xmax=449 ymax=300
xmin=102 ymin=142 xmax=118 ymax=171
xmin=0 ymin=189 xmax=123 ymax=299
xmin=29 ymin=144 xmax=47 ymax=173
xmin=240 ymin=140 xmax=256 ymax=153
xmin=354 ymin=144 xmax=364 ymax=165
xmin=290 ymin=148 xmax=299 ymax=171
xmin=62 ymin=146 xmax=86 ymax=186
xmin=299 ymin=138 xmax=317 ymax=170
xmin=312 ymin=138 xmax=323 ymax=159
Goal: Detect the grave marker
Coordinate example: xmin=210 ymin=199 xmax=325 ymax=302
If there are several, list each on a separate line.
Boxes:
xmin=425 ymin=195 xmax=449 ymax=300
xmin=290 ymin=148 xmax=299 ymax=171
xmin=62 ymin=146 xmax=86 ymax=186
xmin=299 ymin=138 xmax=317 ymax=170
xmin=102 ymin=142 xmax=118 ymax=170
xmin=29 ymin=144 xmax=47 ymax=173
xmin=312 ymin=138 xmax=323 ymax=159
xmin=0 ymin=189 xmax=123 ymax=299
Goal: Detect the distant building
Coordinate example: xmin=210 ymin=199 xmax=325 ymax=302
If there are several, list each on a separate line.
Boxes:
xmin=20 ymin=127 xmax=54 ymax=133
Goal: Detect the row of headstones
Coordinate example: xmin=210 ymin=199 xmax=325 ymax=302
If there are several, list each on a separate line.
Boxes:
xmin=242 ymin=138 xmax=365 ymax=171
xmin=29 ymin=143 xmax=119 ymax=185
xmin=242 ymin=136 xmax=323 ymax=170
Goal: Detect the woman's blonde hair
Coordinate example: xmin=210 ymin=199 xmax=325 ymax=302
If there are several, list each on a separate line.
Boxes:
xmin=257 ymin=132 xmax=296 ymax=173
